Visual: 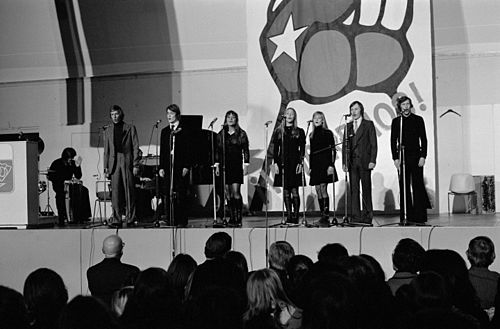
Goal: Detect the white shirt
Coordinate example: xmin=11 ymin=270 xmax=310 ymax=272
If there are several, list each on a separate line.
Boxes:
xmin=353 ymin=117 xmax=362 ymax=133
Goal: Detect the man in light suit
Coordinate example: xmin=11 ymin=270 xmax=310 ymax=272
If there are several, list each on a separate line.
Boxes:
xmin=342 ymin=101 xmax=377 ymax=224
xmin=104 ymin=105 xmax=140 ymax=226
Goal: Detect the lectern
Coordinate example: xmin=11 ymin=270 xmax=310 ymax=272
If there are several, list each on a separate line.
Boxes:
xmin=0 ymin=141 xmax=38 ymax=228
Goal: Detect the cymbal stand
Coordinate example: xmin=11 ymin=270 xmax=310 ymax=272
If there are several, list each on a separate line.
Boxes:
xmin=42 ymin=172 xmax=55 ymax=216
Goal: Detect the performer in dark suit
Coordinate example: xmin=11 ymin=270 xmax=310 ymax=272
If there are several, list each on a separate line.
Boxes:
xmin=159 ymin=104 xmax=192 ymax=227
xmin=87 ymin=235 xmax=139 ymax=307
xmin=215 ymin=110 xmax=250 ymax=226
xmin=309 ymin=111 xmax=338 ymax=225
xmin=49 ymin=147 xmax=83 ymax=226
xmin=273 ymin=107 xmax=305 ymax=224
xmin=104 ymin=105 xmax=140 ymax=226
xmin=342 ymin=101 xmax=377 ymax=224
xmin=390 ymin=96 xmax=430 ymax=223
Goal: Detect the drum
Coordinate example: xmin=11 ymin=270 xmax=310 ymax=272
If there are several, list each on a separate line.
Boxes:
xmin=64 ymin=179 xmax=83 ymax=223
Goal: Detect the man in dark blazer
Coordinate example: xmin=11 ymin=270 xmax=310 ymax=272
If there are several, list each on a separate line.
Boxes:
xmin=159 ymin=104 xmax=192 ymax=227
xmin=104 ymin=105 xmax=140 ymax=226
xmin=342 ymin=101 xmax=377 ymax=223
xmin=87 ymin=234 xmax=139 ymax=306
xmin=390 ymin=96 xmax=431 ymax=223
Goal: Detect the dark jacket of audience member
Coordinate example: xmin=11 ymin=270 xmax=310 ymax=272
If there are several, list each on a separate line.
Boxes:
xmin=224 ymin=250 xmax=249 ymax=283
xmin=23 ymin=268 xmax=68 ymax=329
xmin=387 ymin=238 xmax=425 ymax=295
xmin=120 ymin=267 xmax=182 ymax=329
xmin=58 ymin=295 xmax=119 ymax=329
xmin=420 ymin=249 xmax=488 ymax=329
xmin=0 ymin=285 xmax=30 ymax=329
xmin=286 ymin=254 xmax=313 ymax=307
xmin=466 ymin=236 xmax=499 ymax=310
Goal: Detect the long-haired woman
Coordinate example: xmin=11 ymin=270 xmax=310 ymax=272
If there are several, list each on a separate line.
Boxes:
xmin=272 ymin=107 xmax=306 ymax=223
xmin=309 ymin=111 xmax=338 ymax=225
xmin=215 ymin=110 xmax=250 ymax=227
xmin=243 ymin=269 xmax=302 ymax=329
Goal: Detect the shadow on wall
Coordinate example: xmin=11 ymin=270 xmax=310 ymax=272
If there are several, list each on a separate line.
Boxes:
xmin=76 ymin=0 xmax=180 ymax=147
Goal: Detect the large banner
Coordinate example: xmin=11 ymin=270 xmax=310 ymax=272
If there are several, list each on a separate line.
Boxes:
xmin=247 ymin=0 xmax=435 ymax=213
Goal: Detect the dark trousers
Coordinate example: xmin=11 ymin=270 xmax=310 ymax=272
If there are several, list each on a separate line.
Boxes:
xmin=399 ymin=155 xmax=429 ymax=222
xmin=349 ymin=159 xmax=373 ymax=223
xmin=55 ymin=190 xmax=67 ymax=223
xmin=111 ymin=153 xmax=136 ymax=222
xmin=163 ymin=172 xmax=189 ymax=227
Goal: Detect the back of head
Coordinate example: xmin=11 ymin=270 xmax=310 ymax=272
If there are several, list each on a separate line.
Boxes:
xmin=166 ymin=253 xmax=197 ymax=300
xmin=269 ymin=241 xmax=295 ymax=271
xmin=318 ymin=243 xmax=348 ymax=267
xmin=58 ymin=295 xmax=117 ymax=329
xmin=102 ymin=235 xmax=123 ymax=258
xmin=467 ymin=236 xmax=495 ymax=268
xmin=224 ymin=250 xmax=249 ymax=280
xmin=409 ymin=271 xmax=450 ymax=310
xmin=0 ymin=285 xmax=29 ymax=329
xmin=392 ymin=238 xmax=425 ymax=273
xmin=61 ymin=147 xmax=77 ymax=160
xmin=204 ymin=232 xmax=232 ymax=259
xmin=23 ymin=268 xmax=68 ymax=329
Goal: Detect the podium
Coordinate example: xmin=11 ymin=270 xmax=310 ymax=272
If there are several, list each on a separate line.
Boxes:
xmin=0 ymin=141 xmax=38 ymax=228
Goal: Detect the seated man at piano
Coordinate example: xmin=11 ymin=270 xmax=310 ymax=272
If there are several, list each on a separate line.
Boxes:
xmin=48 ymin=147 xmax=90 ymax=226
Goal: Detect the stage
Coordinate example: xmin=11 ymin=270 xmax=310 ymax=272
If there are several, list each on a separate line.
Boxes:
xmin=1 ymin=212 xmax=500 ymax=300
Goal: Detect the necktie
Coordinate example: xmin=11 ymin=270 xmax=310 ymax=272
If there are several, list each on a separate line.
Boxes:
xmin=354 ymin=120 xmax=358 ymax=134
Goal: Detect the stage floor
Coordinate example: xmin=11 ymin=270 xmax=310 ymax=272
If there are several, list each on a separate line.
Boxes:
xmin=47 ymin=212 xmax=500 ymax=229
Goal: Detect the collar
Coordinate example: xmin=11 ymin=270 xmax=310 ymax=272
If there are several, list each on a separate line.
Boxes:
xmin=169 ymin=122 xmax=179 ymax=130
xmin=354 ymin=117 xmax=363 ymax=125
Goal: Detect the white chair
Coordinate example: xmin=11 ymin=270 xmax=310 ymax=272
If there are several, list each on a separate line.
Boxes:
xmin=447 ymin=173 xmax=477 ymax=215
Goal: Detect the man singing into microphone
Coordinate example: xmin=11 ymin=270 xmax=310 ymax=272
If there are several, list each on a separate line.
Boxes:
xmin=159 ymin=104 xmax=192 ymax=227
xmin=391 ymin=96 xmax=430 ymax=223
xmin=104 ymin=105 xmax=140 ymax=227
xmin=342 ymin=101 xmax=377 ymax=224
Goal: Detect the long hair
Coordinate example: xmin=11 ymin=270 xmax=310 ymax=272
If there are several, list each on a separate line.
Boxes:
xmin=243 ymin=268 xmax=294 ymax=321
xmin=349 ymin=100 xmax=365 ymax=117
xmin=223 ymin=110 xmax=243 ymax=134
xmin=274 ymin=107 xmax=299 ymax=140
xmin=396 ymin=96 xmax=413 ymax=113
xmin=310 ymin=111 xmax=329 ymax=140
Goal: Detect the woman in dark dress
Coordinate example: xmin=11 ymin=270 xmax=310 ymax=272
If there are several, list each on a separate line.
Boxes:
xmin=215 ymin=110 xmax=250 ymax=226
xmin=309 ymin=111 xmax=338 ymax=225
xmin=272 ymin=107 xmax=306 ymax=223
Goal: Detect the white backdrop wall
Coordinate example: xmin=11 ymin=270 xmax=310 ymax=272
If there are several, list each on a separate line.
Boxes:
xmin=0 ymin=0 xmax=500 ymax=217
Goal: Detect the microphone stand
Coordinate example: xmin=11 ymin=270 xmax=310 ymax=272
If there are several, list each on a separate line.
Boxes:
xmin=264 ymin=120 xmax=271 ymax=267
xmin=221 ymin=124 xmax=227 ymax=226
xmin=102 ymin=126 xmax=109 ymax=226
xmin=169 ymin=129 xmax=177 ymax=227
xmin=151 ymin=121 xmax=161 ymax=226
xmin=330 ymin=140 xmax=339 ymax=226
xmin=281 ymin=119 xmax=286 ymax=225
xmin=341 ymin=116 xmax=351 ymax=226
xmin=301 ymin=121 xmax=312 ymax=227
xmin=209 ymin=121 xmax=224 ymax=227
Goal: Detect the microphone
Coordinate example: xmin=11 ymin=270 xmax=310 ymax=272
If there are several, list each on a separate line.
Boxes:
xmin=208 ymin=117 xmax=218 ymax=128
xmin=343 ymin=113 xmax=352 ymax=118
xmin=101 ymin=124 xmax=111 ymax=130
xmin=264 ymin=120 xmax=273 ymax=126
xmin=18 ymin=131 xmax=24 ymax=140
xmin=306 ymin=120 xmax=313 ymax=123
xmin=153 ymin=119 xmax=162 ymax=127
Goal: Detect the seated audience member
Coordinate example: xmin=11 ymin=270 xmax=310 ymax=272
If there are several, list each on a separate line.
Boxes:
xmin=317 ymin=243 xmax=348 ymax=269
xmin=466 ymin=236 xmax=499 ymax=310
xmin=187 ymin=285 xmax=244 ymax=329
xmin=420 ymin=249 xmax=489 ymax=329
xmin=23 ymin=268 xmax=68 ymax=329
xmin=224 ymin=250 xmax=249 ymax=282
xmin=167 ymin=253 xmax=197 ymax=302
xmin=204 ymin=231 xmax=232 ymax=260
xmin=87 ymin=235 xmax=140 ymax=306
xmin=268 ymin=241 xmax=295 ymax=290
xmin=387 ymin=238 xmax=425 ymax=295
xmin=0 ymin=285 xmax=30 ymax=329
xmin=243 ymin=268 xmax=302 ymax=329
xmin=286 ymin=255 xmax=313 ymax=306
xmin=111 ymin=286 xmax=133 ymax=318
xmin=397 ymin=271 xmax=480 ymax=329
xmin=58 ymin=295 xmax=118 ymax=329
xmin=120 ymin=267 xmax=181 ymax=329
xmin=301 ymin=272 xmax=361 ymax=329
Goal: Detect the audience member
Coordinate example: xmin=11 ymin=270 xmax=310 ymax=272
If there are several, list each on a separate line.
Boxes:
xmin=224 ymin=250 xmax=249 ymax=282
xmin=420 ymin=249 xmax=489 ymax=328
xmin=466 ymin=236 xmax=499 ymax=310
xmin=87 ymin=235 xmax=140 ymax=307
xmin=387 ymin=238 xmax=425 ymax=295
xmin=243 ymin=268 xmax=302 ymax=329
xmin=204 ymin=231 xmax=232 ymax=259
xmin=23 ymin=268 xmax=68 ymax=329
xmin=317 ymin=243 xmax=348 ymax=268
xmin=286 ymin=255 xmax=313 ymax=306
xmin=110 ymin=286 xmax=133 ymax=318
xmin=0 ymin=285 xmax=30 ymax=329
xmin=58 ymin=295 xmax=118 ymax=329
xmin=269 ymin=241 xmax=295 ymax=291
xmin=120 ymin=267 xmax=181 ymax=329
xmin=167 ymin=253 xmax=197 ymax=301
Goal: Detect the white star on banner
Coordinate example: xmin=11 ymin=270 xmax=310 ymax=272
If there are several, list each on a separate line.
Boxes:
xmin=269 ymin=14 xmax=308 ymax=62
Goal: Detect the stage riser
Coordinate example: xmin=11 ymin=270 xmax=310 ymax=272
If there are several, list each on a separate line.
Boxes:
xmin=1 ymin=226 xmax=500 ymax=299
